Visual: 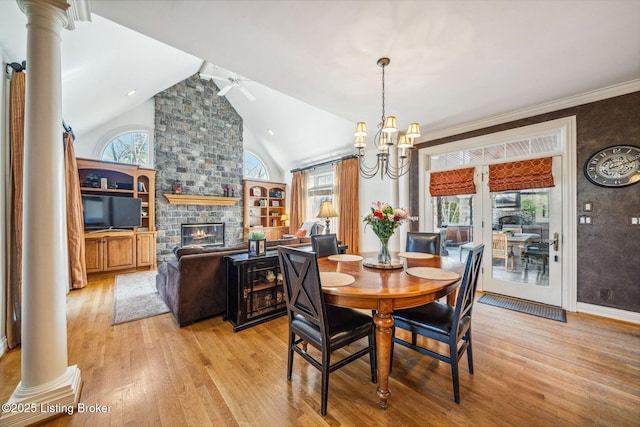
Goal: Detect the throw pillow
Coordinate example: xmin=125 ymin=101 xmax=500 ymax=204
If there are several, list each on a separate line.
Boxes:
xmin=295 ymin=229 xmax=307 ymax=237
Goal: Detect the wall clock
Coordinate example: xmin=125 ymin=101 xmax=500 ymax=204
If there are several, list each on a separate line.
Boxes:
xmin=584 ymin=145 xmax=640 ymax=187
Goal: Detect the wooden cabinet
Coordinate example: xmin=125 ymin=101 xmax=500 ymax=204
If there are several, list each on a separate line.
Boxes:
xmin=225 ymin=251 xmax=286 ymax=332
xmin=84 ymin=232 xmax=136 ymax=273
xmin=136 ymin=232 xmax=156 ymax=267
xmin=243 ymin=180 xmax=288 ymax=240
xmin=77 ymin=158 xmax=157 ymax=274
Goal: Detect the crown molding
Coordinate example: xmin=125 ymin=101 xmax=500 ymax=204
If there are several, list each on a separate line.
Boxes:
xmin=421 ymin=79 xmax=640 ymax=143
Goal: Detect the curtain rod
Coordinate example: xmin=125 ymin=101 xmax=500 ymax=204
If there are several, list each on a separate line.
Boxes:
xmin=290 ymin=154 xmax=357 ymax=173
xmin=5 ymin=60 xmax=26 ymax=79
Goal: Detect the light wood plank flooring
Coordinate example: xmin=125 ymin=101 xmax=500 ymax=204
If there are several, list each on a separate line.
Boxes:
xmin=2 ymin=274 xmax=639 ymax=426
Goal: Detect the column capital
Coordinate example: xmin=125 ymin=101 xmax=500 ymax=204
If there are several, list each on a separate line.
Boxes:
xmin=18 ymin=0 xmax=91 ymax=31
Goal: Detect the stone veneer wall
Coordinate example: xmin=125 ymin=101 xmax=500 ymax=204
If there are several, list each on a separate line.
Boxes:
xmin=154 ymin=74 xmax=244 ymax=262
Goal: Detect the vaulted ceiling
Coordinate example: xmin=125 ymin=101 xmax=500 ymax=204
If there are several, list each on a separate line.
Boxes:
xmin=2 ymin=0 xmax=639 ymax=172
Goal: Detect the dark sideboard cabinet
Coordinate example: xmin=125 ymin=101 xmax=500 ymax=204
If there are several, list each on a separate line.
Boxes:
xmin=225 ymin=251 xmax=287 ymax=332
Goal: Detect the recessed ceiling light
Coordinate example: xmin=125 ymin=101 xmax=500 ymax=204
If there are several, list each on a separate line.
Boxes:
xmin=267 ymin=128 xmax=274 ymax=136
xmin=126 ymin=89 xmax=137 ymax=97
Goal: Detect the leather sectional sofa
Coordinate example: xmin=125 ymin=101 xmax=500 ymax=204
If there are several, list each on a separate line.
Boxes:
xmin=156 ymin=237 xmax=310 ymax=327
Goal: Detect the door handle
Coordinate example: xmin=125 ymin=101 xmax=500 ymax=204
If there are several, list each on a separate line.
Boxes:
xmin=551 ymin=232 xmax=559 ymax=251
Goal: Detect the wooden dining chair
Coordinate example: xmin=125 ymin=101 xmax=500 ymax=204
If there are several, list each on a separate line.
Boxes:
xmin=492 ymin=233 xmax=514 ymax=271
xmin=391 ymin=243 xmax=485 ymax=403
xmin=406 ymin=231 xmax=441 ymax=255
xmin=277 ymin=246 xmax=376 ymax=416
xmin=310 ymin=233 xmax=339 ymax=258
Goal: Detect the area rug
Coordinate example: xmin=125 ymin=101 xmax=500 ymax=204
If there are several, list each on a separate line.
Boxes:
xmin=478 ymin=293 xmax=567 ymax=322
xmin=112 ymin=270 xmax=169 ymax=325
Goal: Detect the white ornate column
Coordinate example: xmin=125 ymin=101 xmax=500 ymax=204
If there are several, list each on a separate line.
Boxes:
xmin=1 ymin=0 xmax=83 ymax=425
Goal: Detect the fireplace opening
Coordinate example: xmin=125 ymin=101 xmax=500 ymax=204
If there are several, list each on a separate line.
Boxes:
xmin=181 ymin=223 xmax=225 ymax=248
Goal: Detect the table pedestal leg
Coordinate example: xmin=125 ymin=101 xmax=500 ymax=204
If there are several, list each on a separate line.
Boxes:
xmin=373 ymin=302 xmax=394 ymax=409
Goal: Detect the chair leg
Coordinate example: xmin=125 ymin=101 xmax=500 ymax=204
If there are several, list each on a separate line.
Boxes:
xmin=320 ymin=350 xmax=331 ymax=416
xmin=466 ymin=332 xmax=474 ymax=374
xmin=449 ymin=340 xmax=460 ymax=404
xmin=287 ymin=331 xmax=295 ymax=380
xmin=369 ymin=331 xmax=377 ymax=383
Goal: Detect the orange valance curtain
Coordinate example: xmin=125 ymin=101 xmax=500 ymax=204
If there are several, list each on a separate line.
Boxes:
xmin=430 ymin=167 xmax=476 ymax=196
xmin=489 ymin=157 xmax=554 ymax=192
xmin=64 ymin=132 xmax=87 ymax=289
xmin=336 ymin=157 xmax=359 ymax=254
xmin=7 ymin=70 xmax=25 ymax=349
xmin=289 ymin=170 xmax=305 ymax=233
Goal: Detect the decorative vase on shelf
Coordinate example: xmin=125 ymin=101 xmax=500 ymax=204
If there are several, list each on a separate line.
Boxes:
xmin=377 ymin=237 xmax=391 ymax=265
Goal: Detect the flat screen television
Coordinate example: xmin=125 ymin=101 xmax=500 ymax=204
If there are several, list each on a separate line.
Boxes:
xmin=495 ymin=192 xmax=521 ymax=209
xmin=82 ymin=194 xmax=141 ymax=230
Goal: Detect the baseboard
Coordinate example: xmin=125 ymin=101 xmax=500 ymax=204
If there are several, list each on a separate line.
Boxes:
xmin=576 ymin=302 xmax=640 ymax=325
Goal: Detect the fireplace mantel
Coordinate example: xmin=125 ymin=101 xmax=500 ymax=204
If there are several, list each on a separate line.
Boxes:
xmin=163 ymin=194 xmax=240 ymax=206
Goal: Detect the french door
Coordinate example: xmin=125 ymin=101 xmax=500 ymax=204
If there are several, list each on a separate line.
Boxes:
xmin=480 ymin=157 xmax=563 ymax=306
xmin=419 ymin=117 xmax=577 ymax=309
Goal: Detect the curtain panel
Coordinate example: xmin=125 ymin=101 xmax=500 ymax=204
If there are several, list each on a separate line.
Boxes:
xmin=429 ymin=167 xmax=476 ymax=196
xmin=489 ymin=157 xmax=555 ymax=192
xmin=64 ymin=132 xmax=87 ymax=289
xmin=6 ymin=70 xmax=25 ymax=348
xmin=336 ymin=157 xmax=359 ymax=254
xmin=289 ymin=170 xmax=306 ymax=233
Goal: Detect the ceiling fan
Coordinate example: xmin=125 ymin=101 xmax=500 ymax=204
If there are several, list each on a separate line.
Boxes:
xmin=198 ymin=61 xmax=256 ymax=101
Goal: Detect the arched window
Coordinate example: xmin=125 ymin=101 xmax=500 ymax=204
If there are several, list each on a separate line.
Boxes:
xmin=244 ymin=151 xmax=269 ymax=180
xmin=101 ymin=131 xmax=149 ymax=166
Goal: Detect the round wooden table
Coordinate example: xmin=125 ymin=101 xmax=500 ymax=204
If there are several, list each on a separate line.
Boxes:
xmin=318 ymin=254 xmax=463 ymax=409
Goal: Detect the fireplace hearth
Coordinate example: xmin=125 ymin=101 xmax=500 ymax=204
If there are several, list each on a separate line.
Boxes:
xmin=181 ymin=223 xmax=225 ymax=248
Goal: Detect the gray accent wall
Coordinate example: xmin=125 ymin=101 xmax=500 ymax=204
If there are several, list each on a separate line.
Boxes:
xmin=413 ymin=91 xmax=640 ymax=313
xmin=154 ymin=74 xmax=244 ymax=262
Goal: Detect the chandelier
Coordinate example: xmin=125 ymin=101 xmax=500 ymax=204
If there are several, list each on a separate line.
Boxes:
xmin=354 ymin=57 xmax=421 ymax=180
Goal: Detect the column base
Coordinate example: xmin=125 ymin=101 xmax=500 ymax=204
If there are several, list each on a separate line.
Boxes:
xmin=1 ymin=365 xmax=82 ymax=426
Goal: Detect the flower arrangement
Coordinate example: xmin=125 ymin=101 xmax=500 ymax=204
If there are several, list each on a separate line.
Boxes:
xmin=363 ymin=201 xmax=411 ymax=240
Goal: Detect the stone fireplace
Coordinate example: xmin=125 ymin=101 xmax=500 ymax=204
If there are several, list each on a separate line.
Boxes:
xmin=154 ymin=74 xmax=244 ymax=263
xmin=181 ymin=223 xmax=225 ymax=247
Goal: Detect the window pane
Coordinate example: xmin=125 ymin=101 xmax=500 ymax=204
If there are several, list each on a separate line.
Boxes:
xmin=244 ymin=152 xmax=269 ymax=180
xmin=101 ymin=132 xmax=149 ymax=166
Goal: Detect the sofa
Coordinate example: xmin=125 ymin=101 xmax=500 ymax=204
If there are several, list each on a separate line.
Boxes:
xmin=156 ymin=237 xmax=311 ymax=327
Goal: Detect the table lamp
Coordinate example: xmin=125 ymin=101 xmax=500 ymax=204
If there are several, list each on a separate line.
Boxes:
xmin=280 ymin=213 xmax=289 ymax=226
xmin=317 ymin=200 xmax=339 ymax=234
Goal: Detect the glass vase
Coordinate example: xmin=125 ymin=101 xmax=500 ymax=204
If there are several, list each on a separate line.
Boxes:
xmin=377 ymin=237 xmax=391 ymax=265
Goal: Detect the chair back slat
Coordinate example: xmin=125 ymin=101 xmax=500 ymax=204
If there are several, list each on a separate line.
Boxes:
xmin=278 ymin=247 xmax=326 ymax=331
xmin=453 ymin=244 xmax=484 ymax=329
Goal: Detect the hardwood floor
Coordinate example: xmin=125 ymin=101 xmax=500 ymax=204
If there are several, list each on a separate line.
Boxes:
xmin=2 ymin=274 xmax=639 ymax=426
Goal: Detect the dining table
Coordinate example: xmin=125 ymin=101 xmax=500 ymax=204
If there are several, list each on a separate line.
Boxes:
xmin=317 ymin=252 xmax=464 ymax=410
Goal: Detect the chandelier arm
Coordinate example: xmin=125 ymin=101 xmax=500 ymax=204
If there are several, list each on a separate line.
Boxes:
xmin=384 ymin=150 xmax=412 ymax=179
xmin=358 ymin=151 xmax=382 ymax=178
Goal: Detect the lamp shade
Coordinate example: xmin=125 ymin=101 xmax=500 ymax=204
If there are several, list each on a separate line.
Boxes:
xmin=280 ymin=214 xmax=289 ymax=222
xmin=382 ymin=116 xmax=397 ymax=133
xmin=354 ymin=121 xmax=368 ymax=137
xmin=317 ymin=200 xmax=339 ymax=218
xmin=354 ymin=135 xmax=366 ymax=148
xmin=406 ymin=122 xmax=421 ymax=138
xmin=397 ymin=134 xmax=411 ymax=148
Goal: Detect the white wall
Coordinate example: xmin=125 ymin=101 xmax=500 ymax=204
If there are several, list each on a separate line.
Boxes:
xmin=74 ymin=99 xmax=155 ymax=162
xmin=1 ymin=50 xmax=10 ymax=356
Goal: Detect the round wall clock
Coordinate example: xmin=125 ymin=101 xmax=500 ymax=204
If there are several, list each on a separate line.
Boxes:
xmin=584 ymin=145 xmax=640 ymax=187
